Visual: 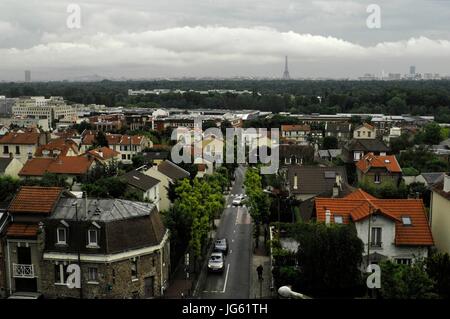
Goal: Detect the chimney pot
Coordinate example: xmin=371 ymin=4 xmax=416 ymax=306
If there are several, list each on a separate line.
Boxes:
xmin=325 ymin=209 xmax=331 ymax=225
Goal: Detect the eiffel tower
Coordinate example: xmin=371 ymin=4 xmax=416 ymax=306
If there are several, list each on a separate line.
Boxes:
xmin=282 ymin=56 xmax=291 ymax=80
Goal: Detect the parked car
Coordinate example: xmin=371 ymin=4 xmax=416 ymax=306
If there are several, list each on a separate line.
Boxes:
xmin=232 ymin=195 xmax=246 ymax=206
xmin=207 ymin=252 xmax=225 ymax=273
xmin=214 ymin=238 xmax=229 ymax=255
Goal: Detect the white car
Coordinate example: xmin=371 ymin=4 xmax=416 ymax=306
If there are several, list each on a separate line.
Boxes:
xmin=208 ymin=252 xmax=225 ymax=273
xmin=232 ymin=195 xmax=246 ymax=206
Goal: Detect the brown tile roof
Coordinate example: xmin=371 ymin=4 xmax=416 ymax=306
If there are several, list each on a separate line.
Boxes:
xmin=315 ymin=189 xmax=433 ymax=246
xmin=82 ymin=133 xmax=145 ymax=146
xmin=0 ymin=132 xmax=40 ymax=145
xmin=356 ymin=153 xmax=402 ymax=173
xmin=84 ymin=147 xmax=120 ymax=160
xmin=281 ymin=124 xmax=311 ymax=132
xmin=6 ymin=223 xmax=39 ymax=238
xmin=9 ymin=186 xmax=63 ymax=214
xmin=35 ymin=138 xmax=79 ymax=157
xmin=157 ymin=160 xmax=190 ymax=180
xmin=19 ymin=157 xmax=95 ymax=176
xmin=356 ymin=123 xmax=375 ymax=130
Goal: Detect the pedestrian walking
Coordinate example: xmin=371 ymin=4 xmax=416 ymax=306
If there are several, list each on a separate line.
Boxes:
xmin=257 ymin=264 xmax=264 ymax=281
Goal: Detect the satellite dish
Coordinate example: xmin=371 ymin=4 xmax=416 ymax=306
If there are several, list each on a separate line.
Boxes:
xmin=278 ymin=286 xmax=310 ymax=299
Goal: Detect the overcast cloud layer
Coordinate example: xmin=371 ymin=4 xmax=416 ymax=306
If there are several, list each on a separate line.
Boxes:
xmin=1 ymin=0 xmax=450 ymax=81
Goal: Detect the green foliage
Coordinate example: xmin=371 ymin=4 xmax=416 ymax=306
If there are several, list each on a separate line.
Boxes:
xmin=322 ymin=136 xmax=338 ymax=149
xmin=274 ymin=222 xmax=364 ymax=298
xmin=244 ymin=168 xmax=270 ymax=224
xmin=426 ymin=252 xmax=450 ymax=298
xmin=398 ymin=146 xmax=450 ymax=173
xmin=379 ymin=260 xmax=437 ymax=299
xmin=81 ymin=177 xmax=128 ymax=198
xmin=423 ymin=122 xmax=444 ymax=145
xmin=0 ymin=176 xmax=21 ymax=202
xmin=93 ymin=131 xmax=109 ymax=148
xmin=358 ymin=180 xmax=408 ymax=199
xmin=402 ymin=167 xmax=420 ymax=176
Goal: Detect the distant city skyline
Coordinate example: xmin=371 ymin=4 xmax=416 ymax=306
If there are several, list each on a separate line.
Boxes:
xmin=1 ymin=1 xmax=450 ymax=81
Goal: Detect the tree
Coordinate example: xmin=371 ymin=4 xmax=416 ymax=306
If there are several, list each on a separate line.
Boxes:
xmin=426 ymin=252 xmax=450 ymax=298
xmin=379 ymin=260 xmax=437 ymax=299
xmin=0 ymin=176 xmax=21 ymax=202
xmin=93 ymin=131 xmax=109 ymax=148
xmin=273 ymin=222 xmax=365 ymax=298
xmin=423 ymin=122 xmax=443 ymax=145
xmin=322 ymin=136 xmax=338 ymax=149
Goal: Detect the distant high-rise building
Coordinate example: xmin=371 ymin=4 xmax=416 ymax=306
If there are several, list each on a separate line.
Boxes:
xmin=25 ymin=70 xmax=31 ymax=82
xmin=282 ymin=56 xmax=291 ymax=80
xmin=409 ymin=65 xmax=416 ymax=75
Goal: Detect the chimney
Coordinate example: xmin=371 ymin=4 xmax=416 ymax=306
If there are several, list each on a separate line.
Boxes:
xmin=325 ymin=209 xmax=331 ymax=225
xmin=444 ymin=173 xmax=450 ymax=193
xmin=332 ymin=183 xmax=339 ymax=198
xmin=293 ymin=173 xmax=298 ymax=190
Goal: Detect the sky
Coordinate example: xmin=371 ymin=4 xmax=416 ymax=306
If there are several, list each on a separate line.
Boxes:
xmin=1 ymin=0 xmax=450 ymax=81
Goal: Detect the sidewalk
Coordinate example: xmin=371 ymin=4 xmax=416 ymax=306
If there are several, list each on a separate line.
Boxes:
xmin=164 ymin=262 xmax=193 ymax=299
xmin=250 ymin=234 xmax=275 ymax=299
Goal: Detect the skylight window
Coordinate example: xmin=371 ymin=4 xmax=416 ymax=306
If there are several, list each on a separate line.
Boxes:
xmin=402 ymin=216 xmax=412 ymax=226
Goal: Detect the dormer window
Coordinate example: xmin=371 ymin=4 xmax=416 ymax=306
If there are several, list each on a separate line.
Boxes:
xmin=87 ymin=229 xmax=99 ymax=247
xmin=402 ymin=216 xmax=412 ymax=226
xmin=57 ymin=227 xmax=67 ymax=245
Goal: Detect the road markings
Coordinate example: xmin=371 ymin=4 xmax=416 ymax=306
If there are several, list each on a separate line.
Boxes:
xmin=231 ymin=239 xmax=234 ymax=243
xmin=222 ymin=263 xmax=230 ymax=293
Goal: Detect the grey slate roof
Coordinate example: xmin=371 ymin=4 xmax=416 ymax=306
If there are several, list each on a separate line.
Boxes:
xmin=344 ymin=139 xmax=390 ymax=152
xmin=122 ymin=170 xmax=160 ymax=191
xmin=50 ymin=198 xmax=156 ymax=222
xmin=421 ymin=172 xmax=445 ymax=185
xmin=142 ymin=151 xmax=169 ymax=162
xmin=287 ymin=165 xmax=348 ymax=195
xmin=0 ymin=157 xmax=13 ymax=173
xmin=157 ymin=160 xmax=190 ymax=180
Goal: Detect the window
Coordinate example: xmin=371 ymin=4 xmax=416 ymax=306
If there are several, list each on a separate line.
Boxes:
xmin=57 ymin=228 xmax=67 ymax=245
xmin=121 ymin=154 xmax=126 ymax=160
xmin=371 ymin=227 xmax=382 ymax=247
xmin=396 ymin=258 xmax=412 ymax=265
xmin=3 ymin=146 xmax=8 ymax=154
xmin=368 ymin=132 xmax=372 ymax=138
xmin=402 ymin=216 xmax=412 ymax=226
xmin=88 ymin=267 xmax=98 ymax=282
xmin=374 ymin=174 xmax=381 ymax=183
xmin=54 ymin=263 xmax=68 ymax=284
xmin=285 ymin=158 xmax=291 ymax=164
xmin=87 ymin=229 xmax=98 ymax=247
xmin=334 ymin=215 xmax=343 ymax=224
xmin=15 ymin=146 xmax=20 ymax=155
xmin=131 ymin=260 xmax=138 ymax=279
xmin=357 ymin=131 xmax=361 ymax=137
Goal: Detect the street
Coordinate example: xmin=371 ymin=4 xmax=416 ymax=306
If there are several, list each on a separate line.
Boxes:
xmin=200 ymin=165 xmax=252 ymax=299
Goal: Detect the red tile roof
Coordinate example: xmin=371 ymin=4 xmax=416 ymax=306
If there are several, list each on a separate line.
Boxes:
xmin=19 ymin=157 xmax=95 ymax=176
xmin=0 ymin=132 xmax=40 ymax=145
xmin=84 ymin=147 xmax=120 ymax=160
xmin=35 ymin=138 xmax=79 ymax=157
xmin=82 ymin=133 xmax=145 ymax=146
xmin=8 ymin=186 xmax=63 ymax=214
xmin=6 ymin=223 xmax=39 ymax=238
xmin=315 ymin=189 xmax=433 ymax=246
xmin=356 ymin=153 xmax=402 ymax=173
xmin=281 ymin=124 xmax=311 ymax=132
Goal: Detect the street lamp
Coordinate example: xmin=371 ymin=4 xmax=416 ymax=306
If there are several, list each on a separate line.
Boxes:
xmin=72 ymin=201 xmax=83 ymax=299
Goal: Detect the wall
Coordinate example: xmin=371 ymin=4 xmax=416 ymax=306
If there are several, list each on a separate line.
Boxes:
xmin=3 ymin=158 xmax=24 ymax=178
xmin=145 ymin=167 xmax=171 ymax=212
xmin=430 ymin=191 xmax=450 ymax=254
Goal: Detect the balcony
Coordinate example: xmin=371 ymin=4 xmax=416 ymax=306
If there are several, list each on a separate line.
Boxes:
xmin=12 ymin=264 xmax=35 ymax=278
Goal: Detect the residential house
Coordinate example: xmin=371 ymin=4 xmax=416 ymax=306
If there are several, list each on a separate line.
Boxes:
xmin=1 ymin=186 xmax=64 ymax=296
xmin=0 ymin=157 xmax=24 ymax=178
xmin=315 ymin=188 xmax=433 ymax=267
xmin=89 ymin=114 xmax=125 ymax=132
xmin=40 ymin=198 xmax=170 ymax=299
xmin=353 ymin=123 xmax=376 ymax=139
xmin=19 ymin=156 xmax=97 ymax=185
xmin=0 ymin=130 xmax=49 ymax=164
xmin=287 ymin=166 xmax=348 ymax=201
xmin=35 ymin=138 xmax=79 ymax=158
xmin=403 ymin=172 xmax=445 ymax=187
xmin=430 ymin=174 xmax=450 ymax=254
xmin=81 ymin=147 xmax=121 ymax=165
xmin=281 ymin=124 xmax=311 ymax=145
xmin=122 ymin=170 xmax=161 ymax=210
xmin=141 ymin=150 xmax=170 ymax=166
xmin=144 ymin=160 xmax=190 ymax=212
xmin=317 ymin=149 xmax=342 ymax=161
xmin=342 ymin=138 xmax=390 ymax=163
xmin=81 ymin=132 xmax=152 ymax=164
xmin=280 ymin=144 xmax=314 ymax=166
xmin=356 ymin=153 xmax=402 ymax=187
xmin=324 ymin=122 xmax=352 ymax=143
